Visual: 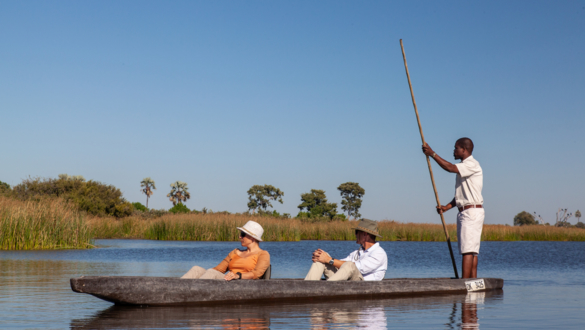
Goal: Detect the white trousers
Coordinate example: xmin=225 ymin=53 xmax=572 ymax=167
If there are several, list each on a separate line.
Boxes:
xmin=457 ymin=208 xmax=485 ymax=255
xmin=304 ymin=262 xmax=364 ymax=281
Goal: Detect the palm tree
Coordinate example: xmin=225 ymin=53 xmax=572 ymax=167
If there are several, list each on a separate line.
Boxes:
xmin=576 ymin=210 xmax=582 ymax=223
xmin=140 ymin=177 xmax=156 ymax=208
xmin=167 ymin=181 xmax=191 ymax=206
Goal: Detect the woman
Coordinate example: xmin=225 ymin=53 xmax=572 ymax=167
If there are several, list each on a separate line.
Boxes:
xmin=181 ymin=220 xmax=270 ymax=281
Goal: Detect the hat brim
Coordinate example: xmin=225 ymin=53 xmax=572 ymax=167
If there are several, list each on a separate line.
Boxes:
xmin=236 ymin=227 xmax=263 ymax=242
xmin=352 ymin=226 xmax=382 ymax=238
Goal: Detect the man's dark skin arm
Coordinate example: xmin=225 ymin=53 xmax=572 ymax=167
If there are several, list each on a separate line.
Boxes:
xmin=437 ymin=198 xmax=457 ymax=214
xmin=422 ymin=142 xmax=464 ymax=214
xmin=421 ymin=143 xmax=459 ymax=174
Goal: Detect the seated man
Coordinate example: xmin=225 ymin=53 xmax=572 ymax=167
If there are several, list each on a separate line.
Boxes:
xmin=304 ymin=219 xmax=387 ymax=281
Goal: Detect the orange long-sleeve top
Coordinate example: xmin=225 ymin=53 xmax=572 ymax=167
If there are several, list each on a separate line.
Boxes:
xmin=213 ymin=249 xmax=270 ymax=280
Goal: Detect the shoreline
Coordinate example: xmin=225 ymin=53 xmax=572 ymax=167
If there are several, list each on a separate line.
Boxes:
xmin=3 ymin=197 xmax=584 ymax=251
xmin=89 ymin=213 xmax=585 ymax=243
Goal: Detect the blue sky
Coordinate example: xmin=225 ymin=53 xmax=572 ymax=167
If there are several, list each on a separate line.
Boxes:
xmin=1 ymin=1 xmax=584 ymax=225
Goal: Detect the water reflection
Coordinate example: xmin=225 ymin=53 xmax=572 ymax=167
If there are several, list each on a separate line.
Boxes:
xmin=71 ymin=291 xmax=501 ymax=330
xmin=310 ymin=305 xmax=387 ymax=329
xmin=70 ymin=305 xmax=271 ymax=329
xmin=446 ymin=292 xmax=488 ymax=330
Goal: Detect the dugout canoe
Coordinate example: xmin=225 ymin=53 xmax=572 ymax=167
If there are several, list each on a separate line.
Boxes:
xmin=70 ymin=276 xmax=504 ymax=306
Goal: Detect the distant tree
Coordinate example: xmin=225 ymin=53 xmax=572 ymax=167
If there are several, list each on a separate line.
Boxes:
xmin=140 ymin=177 xmax=156 ymax=208
xmin=0 ymin=180 xmax=10 ymax=193
xmin=58 ymin=174 xmax=85 ymax=181
xmin=132 ymin=202 xmax=147 ymax=212
xmin=12 ymin=176 xmax=132 ymax=217
xmin=167 ymin=181 xmax=190 ymax=206
xmin=169 ymin=203 xmax=190 ymax=214
xmin=247 ymin=184 xmax=284 ymax=213
xmin=575 ymin=210 xmax=582 ymax=223
xmin=337 ymin=182 xmax=365 ymax=220
xmin=555 ymin=208 xmax=572 ymax=227
xmin=514 ymin=211 xmax=537 ymax=226
xmin=298 ymin=189 xmax=338 ymax=219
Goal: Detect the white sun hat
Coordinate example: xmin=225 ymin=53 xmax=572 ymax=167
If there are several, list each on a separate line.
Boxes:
xmin=237 ymin=220 xmax=264 ymax=242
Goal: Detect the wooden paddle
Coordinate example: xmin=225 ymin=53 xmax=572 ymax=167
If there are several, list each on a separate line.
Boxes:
xmin=399 ymin=39 xmax=459 ymax=279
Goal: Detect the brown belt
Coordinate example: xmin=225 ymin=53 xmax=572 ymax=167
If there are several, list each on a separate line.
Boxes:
xmin=458 ymin=205 xmax=483 ymax=212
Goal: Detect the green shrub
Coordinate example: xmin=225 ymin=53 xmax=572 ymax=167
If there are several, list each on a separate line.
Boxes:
xmin=133 ymin=209 xmax=169 ymax=219
xmin=11 ymin=176 xmax=132 ymax=218
xmin=257 ymin=210 xmax=283 ymax=218
xmin=296 ymin=211 xmax=334 ymax=223
xmin=576 ymin=222 xmax=585 ymax=229
xmin=513 ymin=211 xmax=537 ymax=226
xmin=296 ymin=211 xmax=311 ymax=219
xmin=256 ymin=210 xmax=291 ymax=219
xmin=169 ymin=203 xmax=190 ymax=214
xmin=113 ymin=202 xmax=134 ymax=217
xmin=0 ymin=180 xmax=10 ymax=191
xmin=132 ymin=202 xmax=148 ymax=212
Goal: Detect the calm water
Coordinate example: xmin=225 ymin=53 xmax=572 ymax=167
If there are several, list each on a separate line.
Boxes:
xmin=1 ymin=240 xmax=584 ymax=329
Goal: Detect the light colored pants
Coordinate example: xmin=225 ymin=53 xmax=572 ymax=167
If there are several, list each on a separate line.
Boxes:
xmin=304 ymin=261 xmax=364 ymax=281
xmin=181 ymin=266 xmax=225 ymax=279
xmin=457 ymin=208 xmax=485 ymax=255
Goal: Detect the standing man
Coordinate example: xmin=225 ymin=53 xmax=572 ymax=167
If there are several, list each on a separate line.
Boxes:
xmin=304 ymin=219 xmax=387 ymax=281
xmin=422 ymin=137 xmax=484 ymax=279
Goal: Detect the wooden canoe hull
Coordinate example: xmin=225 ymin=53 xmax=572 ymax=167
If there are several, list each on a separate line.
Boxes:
xmin=70 ymin=276 xmax=504 ymax=306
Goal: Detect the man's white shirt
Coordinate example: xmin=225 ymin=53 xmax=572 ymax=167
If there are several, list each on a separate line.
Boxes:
xmin=454 ymin=155 xmax=483 ymax=209
xmin=341 ymin=242 xmax=387 ymax=281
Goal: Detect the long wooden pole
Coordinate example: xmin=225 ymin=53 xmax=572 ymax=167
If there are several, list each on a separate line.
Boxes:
xmin=399 ymin=39 xmax=459 ymax=279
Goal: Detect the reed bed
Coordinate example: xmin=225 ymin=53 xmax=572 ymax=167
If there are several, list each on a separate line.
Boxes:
xmin=89 ymin=213 xmax=302 ymax=241
xmin=88 ymin=213 xmax=585 ymax=242
xmin=3 ymin=196 xmax=583 ymax=250
xmin=0 ymin=197 xmax=94 ymax=250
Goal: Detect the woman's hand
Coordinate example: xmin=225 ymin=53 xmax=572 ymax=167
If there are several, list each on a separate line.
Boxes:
xmin=224 ymin=271 xmax=239 ymax=281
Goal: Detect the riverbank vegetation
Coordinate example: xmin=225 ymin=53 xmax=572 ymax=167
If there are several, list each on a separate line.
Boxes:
xmin=2 ymin=200 xmax=584 ymax=250
xmin=0 ymin=197 xmax=93 ymax=250
xmin=87 ymin=213 xmax=585 ymax=242
xmin=2 ymin=174 xmax=585 ymax=250
xmin=10 ymin=176 xmax=133 ymax=217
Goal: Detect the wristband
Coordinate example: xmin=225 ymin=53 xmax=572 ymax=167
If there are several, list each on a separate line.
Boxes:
xmin=431 ymin=152 xmax=436 ymax=158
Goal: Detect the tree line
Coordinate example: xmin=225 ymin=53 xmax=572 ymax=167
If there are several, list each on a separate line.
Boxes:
xmin=245 ymin=182 xmax=364 ymax=221
xmin=514 ymin=209 xmax=584 ymax=229
xmin=139 ymin=178 xmax=366 ymax=221
xmin=4 ymin=175 xmax=584 ymax=227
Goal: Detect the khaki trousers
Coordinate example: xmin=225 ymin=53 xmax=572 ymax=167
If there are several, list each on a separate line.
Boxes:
xmin=181 ymin=266 xmax=225 ymax=279
xmin=304 ymin=261 xmax=364 ymax=281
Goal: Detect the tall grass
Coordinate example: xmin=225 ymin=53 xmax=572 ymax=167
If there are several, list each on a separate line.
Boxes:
xmin=3 ymin=196 xmax=583 ymax=251
xmin=88 ymin=213 xmax=585 ymax=242
xmin=89 ymin=213 xmax=302 ymax=241
xmin=0 ymin=197 xmax=94 ymax=250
